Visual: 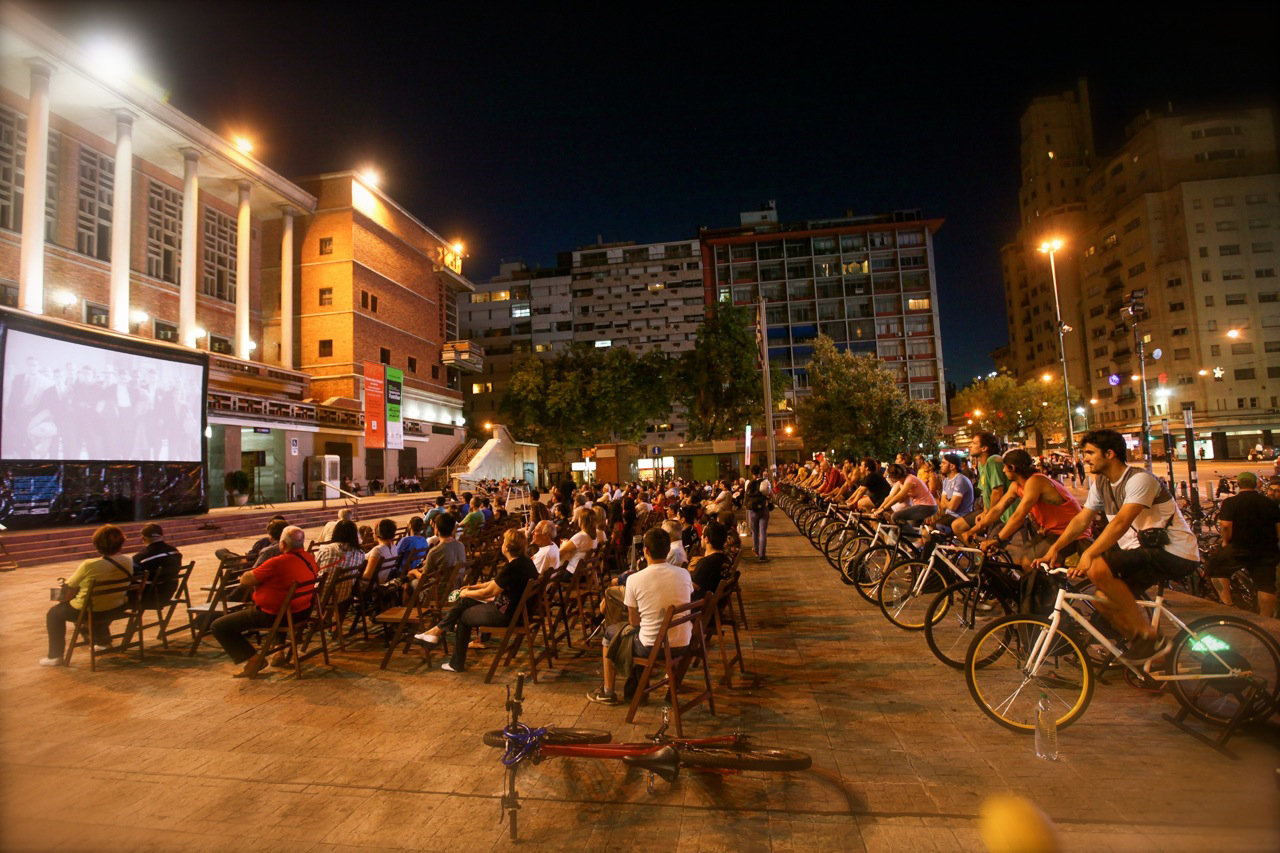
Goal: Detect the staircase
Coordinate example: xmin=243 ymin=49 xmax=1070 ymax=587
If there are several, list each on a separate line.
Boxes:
xmin=0 ymin=493 xmax=434 ymax=569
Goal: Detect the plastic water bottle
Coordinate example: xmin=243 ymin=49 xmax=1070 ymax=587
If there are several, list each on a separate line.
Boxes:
xmin=1034 ymin=693 xmax=1058 ymax=761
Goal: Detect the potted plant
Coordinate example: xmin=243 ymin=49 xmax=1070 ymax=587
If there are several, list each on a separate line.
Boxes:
xmin=224 ymin=469 xmax=251 ymax=506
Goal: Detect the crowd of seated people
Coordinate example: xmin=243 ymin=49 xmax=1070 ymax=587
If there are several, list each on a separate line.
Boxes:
xmin=35 ymin=472 xmax=761 ymax=706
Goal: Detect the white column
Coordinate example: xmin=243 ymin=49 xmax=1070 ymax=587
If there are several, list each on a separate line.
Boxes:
xmin=108 ymin=110 xmax=135 ymax=333
xmin=235 ymin=181 xmax=252 ymax=359
xmin=178 ymin=148 xmax=200 ymax=347
xmin=18 ymin=60 xmax=53 ymax=314
xmin=278 ymin=205 xmax=295 ymax=368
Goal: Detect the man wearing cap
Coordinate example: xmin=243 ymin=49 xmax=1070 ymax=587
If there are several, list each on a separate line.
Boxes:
xmin=131 ymin=523 xmax=184 ymax=609
xmin=1205 ymin=471 xmax=1279 ymax=618
xmin=931 ymin=453 xmax=974 ymax=533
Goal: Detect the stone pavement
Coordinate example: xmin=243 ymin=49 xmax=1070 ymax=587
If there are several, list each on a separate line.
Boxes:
xmin=1 ymin=509 xmax=1278 ymax=852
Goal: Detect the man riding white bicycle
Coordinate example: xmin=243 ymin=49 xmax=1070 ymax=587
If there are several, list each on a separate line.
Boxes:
xmin=1036 ymin=429 xmax=1200 ymax=664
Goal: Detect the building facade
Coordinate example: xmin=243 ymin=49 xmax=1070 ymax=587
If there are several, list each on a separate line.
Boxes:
xmin=999 ymin=81 xmax=1280 ymax=457
xmin=0 ymin=4 xmax=468 ymax=506
xmin=700 ymin=205 xmax=947 ymax=421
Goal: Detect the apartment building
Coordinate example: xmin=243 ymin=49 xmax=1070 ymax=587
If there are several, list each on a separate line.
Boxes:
xmin=462 ymin=238 xmax=704 ymax=449
xmin=700 ymin=205 xmax=947 ymax=419
xmin=999 ymin=81 xmax=1280 ymax=457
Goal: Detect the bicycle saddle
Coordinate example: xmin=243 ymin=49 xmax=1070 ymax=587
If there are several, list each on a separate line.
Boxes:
xmin=621 ymin=745 xmax=680 ymax=782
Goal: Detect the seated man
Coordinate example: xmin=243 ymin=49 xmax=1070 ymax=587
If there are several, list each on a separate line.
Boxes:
xmin=460 ymin=498 xmax=487 ymax=539
xmin=321 ymin=508 xmax=353 ymax=544
xmin=588 ymin=527 xmax=693 ymax=705
xmin=396 ymin=515 xmax=430 ymax=572
xmin=413 ymin=513 xmax=466 ymax=587
xmin=930 ymin=454 xmax=974 ymax=534
xmin=245 ymin=515 xmax=287 ymax=564
xmin=251 ymin=518 xmax=289 ymax=568
xmin=131 ymin=523 xmax=184 ymax=609
xmin=845 ymin=458 xmax=890 ymax=512
xmin=663 ymin=519 xmax=688 ymax=568
xmin=531 ymin=521 xmax=561 ymax=575
xmin=690 ymin=520 xmax=733 ymax=597
xmin=211 ymin=526 xmax=317 ymax=678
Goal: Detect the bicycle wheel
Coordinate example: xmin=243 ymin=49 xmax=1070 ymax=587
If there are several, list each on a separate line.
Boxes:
xmin=837 ymin=535 xmax=873 ymax=584
xmin=924 ymin=580 xmax=1012 ymax=668
xmin=678 ymin=745 xmax=812 ymax=772
xmin=850 ymin=544 xmax=896 ymax=603
xmin=823 ymin=526 xmax=851 ymax=569
xmin=483 ymin=727 xmax=613 ymax=748
xmin=965 ymin=614 xmax=1094 ymax=733
xmin=1167 ymin=615 xmax=1280 ymax=727
xmin=877 ymin=560 xmax=949 ymax=630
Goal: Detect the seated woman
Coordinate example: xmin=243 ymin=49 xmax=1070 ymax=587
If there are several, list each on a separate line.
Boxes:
xmin=316 ymin=520 xmax=365 ymax=578
xmin=874 ymin=463 xmax=938 ymax=546
xmin=558 ymin=506 xmax=604 ymax=575
xmin=415 ymin=528 xmax=538 ymax=673
xmin=41 ymin=524 xmax=133 ymax=666
xmin=362 ymin=518 xmax=400 ymax=583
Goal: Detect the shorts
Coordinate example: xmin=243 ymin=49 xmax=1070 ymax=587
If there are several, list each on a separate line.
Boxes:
xmin=604 ymin=620 xmax=652 ymax=657
xmin=1100 ymin=546 xmax=1200 ymax=593
xmin=1205 ymin=546 xmax=1279 ymax=595
xmin=1006 ymin=533 xmax=1087 ymax=565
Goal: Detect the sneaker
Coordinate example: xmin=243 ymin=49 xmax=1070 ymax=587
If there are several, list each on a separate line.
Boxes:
xmin=439 ymin=662 xmax=459 ymax=673
xmin=414 ymin=631 xmax=440 ymax=645
xmin=38 ymin=657 xmax=65 ymax=667
xmin=586 ymin=688 xmax=618 ymax=705
xmin=93 ymin=644 xmax=111 ymax=653
xmin=1121 ymin=634 xmax=1170 ymax=664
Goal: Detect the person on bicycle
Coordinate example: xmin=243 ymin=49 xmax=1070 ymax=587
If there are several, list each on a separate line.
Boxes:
xmin=845 ymin=457 xmax=891 ymax=512
xmin=928 ymin=453 xmax=973 ymax=534
xmin=1037 ymin=429 xmax=1200 ymax=663
xmin=1205 ymin=471 xmax=1279 ymax=618
xmin=873 ymin=463 xmax=938 ymax=536
xmin=952 ymin=432 xmax=1012 ymax=542
xmin=977 ymin=449 xmax=1089 ymax=567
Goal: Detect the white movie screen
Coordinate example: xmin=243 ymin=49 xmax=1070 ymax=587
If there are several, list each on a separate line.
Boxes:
xmin=2 ymin=329 xmax=204 ymax=462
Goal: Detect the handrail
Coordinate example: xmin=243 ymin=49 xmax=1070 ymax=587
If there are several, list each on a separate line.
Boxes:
xmin=319 ymin=480 xmax=361 ymax=512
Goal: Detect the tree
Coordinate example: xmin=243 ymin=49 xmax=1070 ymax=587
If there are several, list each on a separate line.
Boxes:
xmin=952 ymin=372 xmax=1081 ymax=445
xmin=793 ymin=335 xmax=944 ymax=460
xmin=678 ymin=302 xmax=785 ymax=441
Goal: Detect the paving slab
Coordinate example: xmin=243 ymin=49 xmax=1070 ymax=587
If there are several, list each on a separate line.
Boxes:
xmin=1 ymin=509 xmax=1278 ymax=851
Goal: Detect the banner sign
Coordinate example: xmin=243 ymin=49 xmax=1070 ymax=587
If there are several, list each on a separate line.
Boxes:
xmin=385 ymin=367 xmax=404 ymax=450
xmin=364 ymin=362 xmax=385 ymax=450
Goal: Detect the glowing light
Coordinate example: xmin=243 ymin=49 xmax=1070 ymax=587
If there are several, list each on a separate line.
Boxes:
xmin=1190 ymin=635 xmax=1230 ymax=653
xmin=1041 ymin=372 xmax=1052 ymax=382
xmin=1226 ymin=329 xmax=1240 ymax=339
xmin=1198 ymin=369 xmax=1208 ymax=376
xmin=1075 ymin=407 xmax=1086 ymax=415
xmin=1108 ymin=374 xmax=1120 ymax=386
xmin=360 ymin=168 xmax=379 ymax=187
xmin=247 ymin=340 xmax=257 ymax=351
xmin=194 ymin=327 xmax=207 ymax=338
xmin=84 ymin=35 xmax=139 ymax=85
xmin=973 ymin=409 xmax=983 ymax=417
xmin=452 ymin=241 xmax=464 ymax=254
xmin=1089 ymin=398 xmax=1098 ymax=404
xmin=483 ymin=422 xmax=492 ymax=430
xmin=1131 ymin=375 xmax=1141 ymax=382
xmin=130 ymin=309 xmax=149 ymax=325
xmin=53 ymin=290 xmax=78 ymax=307
xmin=784 ymin=425 xmax=794 ymax=435
xmin=235 ymin=137 xmax=253 ymax=154
xmin=1037 ymin=238 xmax=1064 ymax=254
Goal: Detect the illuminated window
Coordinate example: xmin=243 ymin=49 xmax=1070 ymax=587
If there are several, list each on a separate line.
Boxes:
xmin=471 ymin=382 xmax=493 ymax=393
xmin=511 ymin=302 xmax=530 ymax=318
xmin=907 ymin=298 xmax=931 ymax=311
xmin=84 ymin=302 xmax=109 ymax=327
xmin=595 ymin=340 xmax=612 ymax=348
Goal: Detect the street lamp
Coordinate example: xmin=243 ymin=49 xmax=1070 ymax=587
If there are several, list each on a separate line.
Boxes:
xmin=1037 ymin=237 xmax=1074 ymax=456
xmin=1124 ymin=289 xmax=1153 ymax=472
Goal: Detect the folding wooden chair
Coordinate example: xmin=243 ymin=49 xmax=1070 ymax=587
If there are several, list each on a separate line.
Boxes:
xmin=297 ymin=561 xmax=363 ymax=658
xmin=349 ymin=551 xmax=404 ymax=640
xmin=144 ymin=560 xmax=195 ymax=649
xmin=187 ymin=552 xmax=250 ymax=656
xmin=624 ymin=599 xmax=716 ymax=736
xmin=702 ymin=572 xmax=746 ymax=683
xmin=483 ymin=572 xmax=555 ymax=684
xmin=64 ymin=573 xmax=146 ymax=671
xmin=375 ymin=563 xmax=446 ymax=670
xmin=239 ymin=578 xmax=319 ymax=680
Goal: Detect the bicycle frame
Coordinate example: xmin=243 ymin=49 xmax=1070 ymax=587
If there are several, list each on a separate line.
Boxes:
xmin=907 ymin=544 xmax=984 ymax=597
xmin=1026 ymin=587 xmax=1255 ymax=683
xmin=538 ymin=733 xmax=742 ymax=761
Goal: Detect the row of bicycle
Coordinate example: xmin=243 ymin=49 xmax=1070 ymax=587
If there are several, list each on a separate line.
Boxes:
xmin=776 ymin=483 xmax=1280 ymax=750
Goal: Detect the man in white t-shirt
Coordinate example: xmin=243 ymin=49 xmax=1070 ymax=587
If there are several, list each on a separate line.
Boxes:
xmin=588 ymin=527 xmax=692 ymax=705
xmin=1039 ymin=429 xmax=1199 ymax=663
xmin=531 ymin=521 xmax=560 ymax=575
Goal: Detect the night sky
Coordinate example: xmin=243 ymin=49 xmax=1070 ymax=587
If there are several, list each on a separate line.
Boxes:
xmin=38 ymin=2 xmax=1279 ymax=386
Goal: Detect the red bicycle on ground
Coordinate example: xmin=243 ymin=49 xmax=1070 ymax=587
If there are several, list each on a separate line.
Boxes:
xmin=484 ymin=674 xmax=812 ymax=840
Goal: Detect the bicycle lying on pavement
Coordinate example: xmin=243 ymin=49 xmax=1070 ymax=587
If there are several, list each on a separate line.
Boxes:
xmin=484 ymin=674 xmax=812 ymax=840
xmin=964 ymin=568 xmax=1280 ymax=757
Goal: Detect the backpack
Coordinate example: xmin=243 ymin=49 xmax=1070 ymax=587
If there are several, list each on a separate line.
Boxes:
xmin=745 ymin=479 xmax=768 ymax=512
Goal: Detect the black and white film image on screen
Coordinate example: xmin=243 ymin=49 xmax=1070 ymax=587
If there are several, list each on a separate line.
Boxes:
xmin=2 ymin=329 xmax=203 ymax=462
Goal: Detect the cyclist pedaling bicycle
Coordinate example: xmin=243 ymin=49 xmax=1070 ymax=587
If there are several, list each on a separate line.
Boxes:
xmin=1035 ymin=430 xmax=1200 ymax=664
xmin=976 ymin=449 xmax=1091 ymax=568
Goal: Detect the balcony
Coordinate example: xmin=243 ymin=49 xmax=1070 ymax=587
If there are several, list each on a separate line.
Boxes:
xmin=441 ymin=340 xmax=485 ymax=373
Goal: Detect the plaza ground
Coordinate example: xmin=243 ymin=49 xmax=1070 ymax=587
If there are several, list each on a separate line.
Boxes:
xmin=1 ymin=508 xmax=1277 ymax=852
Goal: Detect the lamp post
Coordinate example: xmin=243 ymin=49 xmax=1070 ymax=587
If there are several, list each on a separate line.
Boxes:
xmin=1038 ymin=238 xmax=1073 ymax=457
xmin=1124 ymin=289 xmax=1153 ymax=472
